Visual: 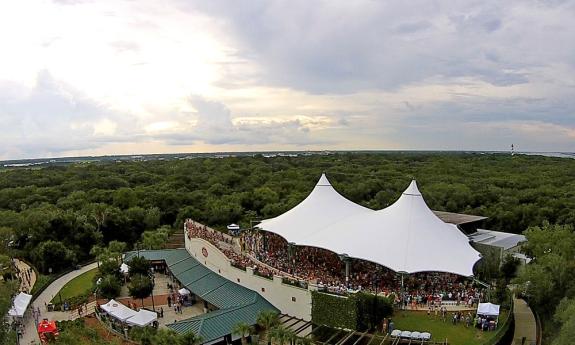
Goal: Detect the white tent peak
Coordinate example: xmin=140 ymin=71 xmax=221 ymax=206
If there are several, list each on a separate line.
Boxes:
xmin=260 ymin=176 xmax=480 ymax=276
xmin=403 ymin=180 xmax=421 ymax=196
xmin=316 ymin=173 xmax=331 ymax=186
xmin=257 ymin=173 xmax=371 ymax=243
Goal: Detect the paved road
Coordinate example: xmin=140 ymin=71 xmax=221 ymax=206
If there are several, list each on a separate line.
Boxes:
xmin=20 ymin=262 xmax=98 ymax=345
xmin=512 ymin=298 xmax=537 ymax=345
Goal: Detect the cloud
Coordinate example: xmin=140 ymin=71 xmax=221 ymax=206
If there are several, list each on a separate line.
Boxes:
xmin=158 ymin=95 xmax=334 ymax=146
xmin=1 ymin=0 xmax=575 ymax=158
xmin=179 ymin=0 xmax=571 ymax=93
xmin=0 ymin=71 xmax=136 ymax=158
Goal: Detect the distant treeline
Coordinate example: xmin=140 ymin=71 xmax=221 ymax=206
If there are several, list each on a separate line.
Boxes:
xmin=0 ymin=152 xmax=574 ymax=273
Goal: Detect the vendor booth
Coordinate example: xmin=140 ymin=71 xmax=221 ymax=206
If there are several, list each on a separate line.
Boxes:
xmin=476 ymin=302 xmax=500 ymax=331
xmin=37 ymin=319 xmax=59 ymax=344
xmin=227 ymin=224 xmax=240 ymax=235
xmin=125 ymin=309 xmax=158 ymax=327
xmin=477 ymin=302 xmax=500 ymax=317
xmin=100 ymin=299 xmax=137 ymax=322
xmin=8 ymin=292 xmax=32 ymax=318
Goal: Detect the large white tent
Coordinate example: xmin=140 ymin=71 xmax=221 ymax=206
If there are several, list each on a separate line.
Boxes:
xmin=257 ymin=174 xmax=372 ymax=243
xmin=100 ymin=299 xmax=137 ymax=322
xmin=8 ymin=292 xmax=32 ymax=317
xmin=258 ymin=176 xmax=481 ymax=277
xmin=477 ymin=302 xmax=500 ymax=316
xmin=126 ymin=309 xmax=158 ymax=327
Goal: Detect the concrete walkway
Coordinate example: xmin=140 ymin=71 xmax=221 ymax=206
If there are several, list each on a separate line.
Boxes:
xmin=512 ymin=298 xmax=537 ymax=345
xmin=20 ymin=262 xmax=98 ymax=345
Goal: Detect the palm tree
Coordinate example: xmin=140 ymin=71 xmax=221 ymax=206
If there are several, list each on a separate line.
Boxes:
xmin=178 ymin=331 xmax=203 ymax=345
xmin=232 ymin=322 xmax=253 ymax=345
xmin=257 ymin=310 xmax=280 ymax=345
xmin=284 ymin=328 xmax=297 ymax=345
xmin=297 ymin=337 xmax=313 ymax=345
xmin=269 ymin=326 xmax=292 ymax=345
xmin=269 ymin=327 xmax=284 ymax=345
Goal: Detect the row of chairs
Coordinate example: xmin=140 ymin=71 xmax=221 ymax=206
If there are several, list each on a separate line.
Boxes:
xmin=390 ymin=330 xmax=432 ymax=341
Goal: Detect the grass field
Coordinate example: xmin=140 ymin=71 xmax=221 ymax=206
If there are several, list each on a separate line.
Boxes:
xmin=392 ymin=310 xmax=507 ymax=345
xmin=51 ymin=268 xmax=98 ymax=303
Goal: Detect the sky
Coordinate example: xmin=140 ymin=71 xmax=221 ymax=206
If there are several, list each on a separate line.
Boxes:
xmin=0 ymin=0 xmax=574 ymax=160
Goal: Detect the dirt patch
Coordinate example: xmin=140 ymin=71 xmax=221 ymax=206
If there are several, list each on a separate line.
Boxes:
xmin=84 ymin=316 xmax=134 ymax=345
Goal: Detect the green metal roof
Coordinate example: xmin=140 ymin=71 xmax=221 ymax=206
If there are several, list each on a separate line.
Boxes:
xmin=169 ymin=257 xmax=200 ymax=275
xmin=202 ymin=282 xmax=258 ymax=309
xmin=168 ymin=297 xmax=276 ymax=343
xmin=127 ymin=249 xmax=279 ymax=343
xmin=124 ymin=249 xmax=190 ymax=264
xmin=178 ymin=266 xmax=212 ymax=286
xmin=187 ymin=273 xmax=228 ymax=297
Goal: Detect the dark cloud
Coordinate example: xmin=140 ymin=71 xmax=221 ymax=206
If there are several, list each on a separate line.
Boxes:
xmin=177 ymin=0 xmax=549 ymax=93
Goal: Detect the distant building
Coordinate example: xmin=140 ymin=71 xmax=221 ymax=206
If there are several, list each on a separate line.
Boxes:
xmin=434 ymin=210 xmax=527 ymax=265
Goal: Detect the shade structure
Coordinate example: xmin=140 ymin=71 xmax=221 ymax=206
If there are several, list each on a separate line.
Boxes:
xmin=477 ymin=302 xmax=500 ymax=316
xmin=37 ymin=319 xmax=58 ymax=334
xmin=257 ymin=174 xmax=372 ymax=243
xmin=227 ymin=224 xmax=240 ymax=231
xmin=178 ymin=288 xmax=191 ymax=295
xmin=120 ymin=263 xmax=129 ymax=274
xmin=259 ymin=176 xmax=481 ymax=277
xmin=100 ymin=299 xmax=137 ymax=322
xmin=126 ymin=309 xmax=157 ymax=327
xmin=8 ymin=292 xmax=32 ymax=317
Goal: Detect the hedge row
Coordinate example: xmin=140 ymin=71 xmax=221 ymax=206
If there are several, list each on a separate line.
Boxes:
xmin=311 ymin=291 xmax=394 ymax=331
xmin=311 ymin=291 xmax=358 ymax=330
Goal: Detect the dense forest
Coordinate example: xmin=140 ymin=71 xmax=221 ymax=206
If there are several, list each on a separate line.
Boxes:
xmin=0 ymin=152 xmax=574 ymax=344
xmin=0 ymin=152 xmax=574 ymax=274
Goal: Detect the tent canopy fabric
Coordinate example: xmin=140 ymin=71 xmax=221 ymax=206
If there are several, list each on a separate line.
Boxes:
xmin=38 ymin=320 xmax=58 ymax=334
xmin=126 ymin=309 xmax=157 ymax=327
xmin=8 ymin=292 xmax=32 ymax=317
xmin=258 ymin=175 xmax=481 ymax=277
xmin=120 ymin=263 xmax=129 ymax=274
xmin=258 ymin=173 xmax=372 ymax=244
xmin=178 ymin=288 xmax=191 ymax=295
xmin=100 ymin=299 xmax=137 ymax=322
xmin=227 ymin=224 xmax=240 ymax=230
xmin=477 ymin=303 xmax=500 ymax=316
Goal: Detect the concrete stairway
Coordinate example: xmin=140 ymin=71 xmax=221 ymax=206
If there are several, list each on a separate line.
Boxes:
xmin=165 ymin=231 xmax=185 ymax=249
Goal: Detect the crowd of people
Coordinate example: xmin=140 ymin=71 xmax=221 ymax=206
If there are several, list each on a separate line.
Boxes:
xmin=185 ymin=220 xmax=269 ymax=274
xmin=186 ymin=219 xmax=485 ymax=305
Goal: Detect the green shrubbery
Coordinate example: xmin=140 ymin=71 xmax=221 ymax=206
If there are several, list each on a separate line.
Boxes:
xmin=311 ymin=291 xmax=393 ymax=331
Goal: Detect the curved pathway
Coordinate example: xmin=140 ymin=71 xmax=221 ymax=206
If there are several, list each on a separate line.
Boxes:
xmin=512 ymin=298 xmax=537 ymax=345
xmin=20 ymin=262 xmax=98 ymax=345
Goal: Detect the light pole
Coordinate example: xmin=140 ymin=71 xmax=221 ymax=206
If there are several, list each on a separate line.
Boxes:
xmin=149 ymin=272 xmax=156 ymax=312
xmin=338 ymin=254 xmax=350 ymax=287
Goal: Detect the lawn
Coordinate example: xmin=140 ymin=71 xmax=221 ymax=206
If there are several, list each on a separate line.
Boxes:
xmin=391 ymin=310 xmax=508 ymax=345
xmin=51 ymin=268 xmax=98 ymax=303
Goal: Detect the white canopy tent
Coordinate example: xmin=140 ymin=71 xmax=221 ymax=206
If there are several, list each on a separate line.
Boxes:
xmin=8 ymin=292 xmax=32 ymax=317
xmin=477 ymin=302 xmax=500 ymax=316
xmin=100 ymin=299 xmax=137 ymax=322
xmin=258 ymin=176 xmax=481 ymax=277
xmin=120 ymin=263 xmax=129 ymax=274
xmin=227 ymin=224 xmax=240 ymax=231
xmin=257 ymin=174 xmax=372 ymax=243
xmin=125 ymin=309 xmax=157 ymax=327
xmin=178 ymin=288 xmax=191 ymax=295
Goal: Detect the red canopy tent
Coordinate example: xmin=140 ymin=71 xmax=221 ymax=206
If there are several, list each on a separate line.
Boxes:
xmin=37 ymin=319 xmax=59 ymax=343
